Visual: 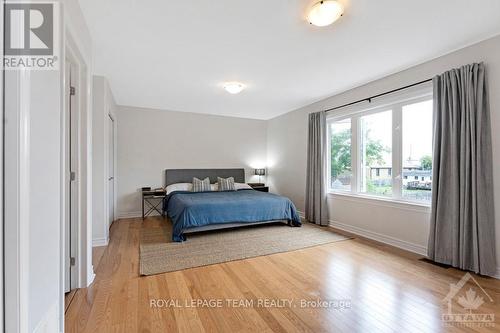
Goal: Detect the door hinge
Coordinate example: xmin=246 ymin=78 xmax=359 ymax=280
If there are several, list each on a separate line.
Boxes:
xmin=70 ymin=171 xmax=76 ymax=181
xmin=70 ymin=86 xmax=76 ymax=96
xmin=70 ymin=257 xmax=76 ymax=266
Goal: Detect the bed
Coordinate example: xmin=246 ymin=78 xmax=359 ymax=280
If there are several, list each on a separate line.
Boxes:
xmin=162 ymin=168 xmax=301 ymax=241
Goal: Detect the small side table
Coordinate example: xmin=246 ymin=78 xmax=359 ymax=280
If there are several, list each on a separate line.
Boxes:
xmin=142 ymin=189 xmax=166 ymax=219
xmin=248 ymin=183 xmax=269 ymax=193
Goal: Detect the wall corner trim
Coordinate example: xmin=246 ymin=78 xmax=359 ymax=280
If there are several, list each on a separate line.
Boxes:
xmin=92 ymin=237 xmax=109 ymax=247
xmin=87 ymin=267 xmax=96 ymax=287
xmin=32 ymin=301 xmax=59 ymax=333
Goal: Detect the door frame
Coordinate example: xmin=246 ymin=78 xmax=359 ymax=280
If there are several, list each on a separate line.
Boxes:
xmin=62 ymin=33 xmax=93 ymax=286
xmin=106 ymin=113 xmax=117 ymax=234
xmin=63 ymin=54 xmax=80 ymax=292
xmin=59 ymin=20 xmax=94 ymax=332
xmin=1 ymin=1 xmax=5 ymax=329
xmin=60 ymin=30 xmax=94 ymax=315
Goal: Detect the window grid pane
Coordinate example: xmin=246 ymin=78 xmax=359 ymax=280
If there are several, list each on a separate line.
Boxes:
xmin=360 ymin=110 xmax=393 ymax=197
xmin=330 ymin=119 xmax=352 ymax=191
xmin=402 ymin=100 xmax=433 ymax=203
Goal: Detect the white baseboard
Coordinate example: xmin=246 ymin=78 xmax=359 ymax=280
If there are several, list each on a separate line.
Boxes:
xmin=117 ymin=211 xmax=142 ymax=219
xmin=327 ymin=220 xmax=499 ymax=280
xmin=33 ymin=301 xmax=59 ymax=333
xmin=329 ymin=220 xmax=428 ymax=256
xmin=92 ymin=237 xmax=109 ymax=247
xmin=117 ymin=210 xmax=163 ymax=219
xmin=88 ymin=265 xmax=96 ymax=287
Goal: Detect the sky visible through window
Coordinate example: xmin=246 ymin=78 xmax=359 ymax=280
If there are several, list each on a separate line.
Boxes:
xmin=402 ymin=100 xmax=433 ymax=164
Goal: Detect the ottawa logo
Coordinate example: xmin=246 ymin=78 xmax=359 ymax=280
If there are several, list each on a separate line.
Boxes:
xmin=442 ymin=272 xmax=495 ymax=328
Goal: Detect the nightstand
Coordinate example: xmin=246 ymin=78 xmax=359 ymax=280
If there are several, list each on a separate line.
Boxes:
xmin=142 ymin=188 xmax=166 ymax=218
xmin=248 ymin=183 xmax=269 ymax=193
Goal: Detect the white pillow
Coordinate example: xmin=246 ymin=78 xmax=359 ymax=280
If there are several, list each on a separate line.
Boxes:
xmin=166 ymin=183 xmax=192 ymax=194
xmin=234 ymin=183 xmax=252 ymax=190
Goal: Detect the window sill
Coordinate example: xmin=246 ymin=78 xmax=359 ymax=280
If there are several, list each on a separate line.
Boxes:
xmin=327 ymin=191 xmax=431 ymax=212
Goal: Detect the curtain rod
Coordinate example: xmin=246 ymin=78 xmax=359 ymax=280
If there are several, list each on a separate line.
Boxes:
xmin=324 ymin=78 xmax=433 ymax=113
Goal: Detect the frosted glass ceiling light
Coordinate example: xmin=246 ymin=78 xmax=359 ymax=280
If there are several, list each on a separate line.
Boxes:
xmin=223 ymin=82 xmax=246 ymax=94
xmin=308 ymin=0 xmax=344 ymax=27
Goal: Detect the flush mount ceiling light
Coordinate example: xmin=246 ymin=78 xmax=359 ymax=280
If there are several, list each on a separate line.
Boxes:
xmin=223 ymin=82 xmax=246 ymax=94
xmin=308 ymin=0 xmax=344 ymax=27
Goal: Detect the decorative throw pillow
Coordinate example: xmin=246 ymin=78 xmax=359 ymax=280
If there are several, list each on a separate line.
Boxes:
xmin=234 ymin=183 xmax=252 ymax=190
xmin=217 ymin=177 xmax=236 ymax=191
xmin=192 ymin=177 xmax=211 ymax=192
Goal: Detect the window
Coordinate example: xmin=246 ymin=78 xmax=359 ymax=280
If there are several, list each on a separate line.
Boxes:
xmin=402 ymin=99 xmax=433 ymax=202
xmin=327 ymin=86 xmax=433 ymax=204
xmin=360 ymin=110 xmax=392 ymax=197
xmin=329 ymin=118 xmax=352 ymax=191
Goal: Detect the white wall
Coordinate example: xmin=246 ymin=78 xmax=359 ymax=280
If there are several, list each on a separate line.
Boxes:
xmin=267 ymin=34 xmax=500 ymax=275
xmin=29 ymin=69 xmax=63 ymax=333
xmin=92 ymin=76 xmax=117 ymax=246
xmin=116 ymin=106 xmax=267 ymax=217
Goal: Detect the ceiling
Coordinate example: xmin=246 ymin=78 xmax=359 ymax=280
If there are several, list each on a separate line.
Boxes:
xmin=79 ymin=0 xmax=500 ymax=120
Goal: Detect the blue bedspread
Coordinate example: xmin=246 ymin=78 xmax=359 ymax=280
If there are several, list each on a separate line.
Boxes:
xmin=163 ymin=189 xmax=301 ymax=241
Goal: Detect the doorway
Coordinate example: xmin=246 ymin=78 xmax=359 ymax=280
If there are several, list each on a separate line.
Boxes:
xmin=64 ymin=57 xmax=79 ymax=294
xmin=108 ymin=114 xmax=115 ymax=229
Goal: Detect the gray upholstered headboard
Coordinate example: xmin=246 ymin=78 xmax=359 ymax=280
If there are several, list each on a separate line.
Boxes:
xmin=165 ymin=169 xmax=245 ymax=186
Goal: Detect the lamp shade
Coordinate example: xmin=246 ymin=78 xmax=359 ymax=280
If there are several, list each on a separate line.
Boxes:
xmin=255 ymin=168 xmax=266 ymax=176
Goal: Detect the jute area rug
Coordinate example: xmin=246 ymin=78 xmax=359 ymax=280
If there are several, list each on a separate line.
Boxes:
xmin=140 ymin=219 xmax=349 ymax=276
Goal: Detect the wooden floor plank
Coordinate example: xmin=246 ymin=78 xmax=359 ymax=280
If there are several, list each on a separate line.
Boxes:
xmin=65 ymin=289 xmax=77 ymax=313
xmin=65 ymin=216 xmax=500 ymax=332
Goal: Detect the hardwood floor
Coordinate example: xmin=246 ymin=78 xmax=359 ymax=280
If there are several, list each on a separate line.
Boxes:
xmin=65 ymin=245 xmax=107 ymax=313
xmin=65 ymin=217 xmax=500 ymax=332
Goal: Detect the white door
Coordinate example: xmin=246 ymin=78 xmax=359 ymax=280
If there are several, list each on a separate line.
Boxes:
xmin=108 ymin=115 xmax=115 ymax=227
xmin=65 ymin=59 xmax=79 ymax=293
xmin=64 ymin=60 xmax=71 ymax=293
xmin=0 ymin=3 xmax=4 ymax=327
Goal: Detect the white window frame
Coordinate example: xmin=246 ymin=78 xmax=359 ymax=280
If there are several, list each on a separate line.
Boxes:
xmin=327 ymin=83 xmax=433 ymax=206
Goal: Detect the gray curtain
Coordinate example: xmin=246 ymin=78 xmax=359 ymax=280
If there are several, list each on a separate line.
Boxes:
xmin=305 ymin=111 xmax=328 ymax=226
xmin=428 ymin=63 xmax=496 ymax=276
